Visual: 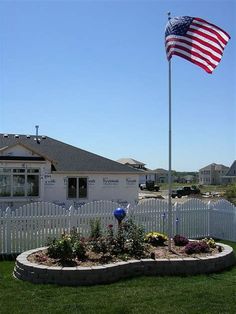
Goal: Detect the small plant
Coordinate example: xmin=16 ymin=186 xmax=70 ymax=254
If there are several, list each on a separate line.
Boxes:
xmin=90 ymin=224 xmax=115 ymax=256
xmin=124 ymin=218 xmax=146 ymax=258
xmin=47 ymin=229 xmax=87 ymax=261
xmin=107 ymin=224 xmax=114 ymax=239
xmin=47 ymin=233 xmax=74 ymax=260
xmin=184 ymin=241 xmax=210 ymax=255
xmin=90 ymin=219 xmax=147 ymax=259
xmin=173 ymin=234 xmax=189 ymax=246
xmin=145 ymin=232 xmax=168 ymax=246
xmin=89 ymin=218 xmax=102 ymax=239
xmin=202 ymin=237 xmax=216 ymax=248
xmin=91 ymin=235 xmax=112 ymax=255
xmin=111 ymin=223 xmax=126 ymax=255
xmin=73 ymin=239 xmax=87 ymax=259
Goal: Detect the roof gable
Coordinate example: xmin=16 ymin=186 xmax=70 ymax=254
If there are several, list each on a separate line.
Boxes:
xmin=226 ymin=160 xmax=236 ymax=176
xmin=117 ymin=158 xmax=145 ymax=166
xmin=1 ymin=143 xmax=41 ymax=157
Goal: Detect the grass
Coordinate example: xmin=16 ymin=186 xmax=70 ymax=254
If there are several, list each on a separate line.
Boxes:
xmin=0 ymin=240 xmax=236 ymax=314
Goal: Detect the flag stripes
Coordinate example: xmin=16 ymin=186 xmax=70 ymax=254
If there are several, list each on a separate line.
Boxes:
xmin=165 ymin=16 xmax=230 ymax=73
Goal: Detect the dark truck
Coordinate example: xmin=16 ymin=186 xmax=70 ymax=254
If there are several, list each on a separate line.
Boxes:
xmin=139 ymin=180 xmax=160 ymax=192
xmin=171 ymin=186 xmax=200 ymax=198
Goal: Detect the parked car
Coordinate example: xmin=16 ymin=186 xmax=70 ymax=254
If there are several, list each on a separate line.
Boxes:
xmin=171 ymin=186 xmax=201 ymax=198
xmin=139 ymin=180 xmax=160 ymax=192
xmin=139 ymin=183 xmax=146 ymax=190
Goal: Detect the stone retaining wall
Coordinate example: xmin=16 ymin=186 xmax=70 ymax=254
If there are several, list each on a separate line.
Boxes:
xmin=13 ymin=243 xmax=236 ymax=286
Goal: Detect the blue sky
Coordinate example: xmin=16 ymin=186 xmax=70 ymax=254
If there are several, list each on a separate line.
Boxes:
xmin=0 ymin=0 xmax=235 ymax=171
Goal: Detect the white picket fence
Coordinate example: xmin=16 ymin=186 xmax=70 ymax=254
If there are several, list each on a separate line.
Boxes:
xmin=0 ymin=198 xmax=235 ymax=254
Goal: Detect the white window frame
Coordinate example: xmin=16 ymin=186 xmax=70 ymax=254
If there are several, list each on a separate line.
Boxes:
xmin=0 ymin=167 xmax=40 ymax=198
xmin=67 ymin=177 xmax=88 ymax=199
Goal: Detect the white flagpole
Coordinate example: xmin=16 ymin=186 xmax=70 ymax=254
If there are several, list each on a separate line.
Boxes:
xmin=167 ymin=12 xmax=172 ymax=251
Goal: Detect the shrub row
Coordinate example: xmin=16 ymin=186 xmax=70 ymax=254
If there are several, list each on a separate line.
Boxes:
xmin=46 ymin=219 xmax=217 ymax=261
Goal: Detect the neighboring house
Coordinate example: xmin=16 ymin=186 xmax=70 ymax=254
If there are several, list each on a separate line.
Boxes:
xmin=152 ymin=168 xmax=168 ymax=183
xmin=177 ymin=174 xmax=198 ymax=184
xmin=183 ymin=175 xmax=196 ymax=184
xmin=199 ymin=163 xmax=229 ymax=185
xmin=0 ymin=134 xmax=140 ymax=208
xmin=117 ymin=158 xmax=155 ymax=184
xmin=221 ymin=160 xmax=236 ymax=184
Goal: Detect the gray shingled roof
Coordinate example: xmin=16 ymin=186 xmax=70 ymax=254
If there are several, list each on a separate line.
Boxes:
xmin=0 ymin=134 xmax=140 ymax=174
xmin=117 ymin=158 xmax=145 ymax=166
xmin=225 ymin=160 xmax=236 ymax=176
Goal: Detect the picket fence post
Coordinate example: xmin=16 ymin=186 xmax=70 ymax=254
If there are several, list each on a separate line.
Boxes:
xmin=5 ymin=207 xmax=11 ymax=254
xmin=173 ymin=202 xmax=179 ymax=236
xmin=207 ymin=201 xmax=212 ymax=238
xmin=69 ymin=205 xmax=76 ymax=231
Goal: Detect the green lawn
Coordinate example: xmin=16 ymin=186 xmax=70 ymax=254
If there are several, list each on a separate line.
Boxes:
xmin=0 ymin=241 xmax=236 ymax=314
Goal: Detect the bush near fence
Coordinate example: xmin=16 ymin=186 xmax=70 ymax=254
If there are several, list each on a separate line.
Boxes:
xmin=0 ymin=199 xmax=235 ymax=254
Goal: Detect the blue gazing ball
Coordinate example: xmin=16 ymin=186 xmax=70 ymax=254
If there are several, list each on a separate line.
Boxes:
xmin=114 ymin=207 xmax=126 ymax=222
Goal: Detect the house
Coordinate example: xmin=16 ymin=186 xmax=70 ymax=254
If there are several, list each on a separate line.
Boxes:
xmin=152 ymin=168 xmax=168 ymax=183
xmin=183 ymin=175 xmax=196 ymax=184
xmin=199 ymin=163 xmax=229 ymax=185
xmin=221 ymin=160 xmax=236 ymax=184
xmin=116 ymin=158 xmax=155 ymax=185
xmin=0 ymin=134 xmax=141 ymax=208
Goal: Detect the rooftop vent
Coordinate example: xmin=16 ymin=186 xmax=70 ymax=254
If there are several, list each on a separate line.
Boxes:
xmin=35 ymin=125 xmax=40 ymax=144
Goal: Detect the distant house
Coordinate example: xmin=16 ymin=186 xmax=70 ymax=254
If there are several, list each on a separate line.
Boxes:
xmin=221 ymin=160 xmax=236 ymax=184
xmin=182 ymin=175 xmax=195 ymax=184
xmin=199 ymin=163 xmax=229 ymax=185
xmin=152 ymin=168 xmax=168 ymax=183
xmin=117 ymin=158 xmax=155 ymax=184
xmin=0 ymin=134 xmax=140 ymax=208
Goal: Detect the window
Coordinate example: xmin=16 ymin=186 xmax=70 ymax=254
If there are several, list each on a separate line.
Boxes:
xmin=27 ymin=175 xmax=39 ymax=196
xmin=13 ymin=174 xmax=25 ymax=196
xmin=0 ymin=174 xmax=11 ymax=196
xmin=67 ymin=177 xmax=87 ymax=199
xmin=79 ymin=178 xmax=87 ymax=198
xmin=68 ymin=178 xmax=77 ymax=198
xmin=0 ymin=168 xmax=40 ymax=197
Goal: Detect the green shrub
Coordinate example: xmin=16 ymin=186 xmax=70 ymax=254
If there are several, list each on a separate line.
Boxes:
xmin=73 ymin=239 xmax=87 ymax=259
xmin=91 ymin=235 xmax=113 ymax=255
xmin=47 ymin=229 xmax=86 ymax=261
xmin=89 ymin=218 xmax=102 ymax=239
xmin=124 ymin=219 xmax=146 ymax=258
xmin=91 ymin=219 xmax=146 ymax=259
xmin=224 ymin=184 xmax=236 ymax=205
xmin=47 ymin=233 xmax=74 ymax=261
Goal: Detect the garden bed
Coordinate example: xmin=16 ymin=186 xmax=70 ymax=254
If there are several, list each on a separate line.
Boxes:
xmin=14 ymin=242 xmax=236 ymax=286
xmin=27 ymin=241 xmax=220 ymax=267
xmin=13 ymin=220 xmax=236 ymax=285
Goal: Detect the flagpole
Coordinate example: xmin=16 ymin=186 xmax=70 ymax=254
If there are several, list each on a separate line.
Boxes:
xmin=167 ymin=12 xmax=172 ymax=251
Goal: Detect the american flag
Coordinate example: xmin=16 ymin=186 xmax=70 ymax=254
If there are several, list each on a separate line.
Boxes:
xmin=165 ymin=16 xmax=230 ymax=74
